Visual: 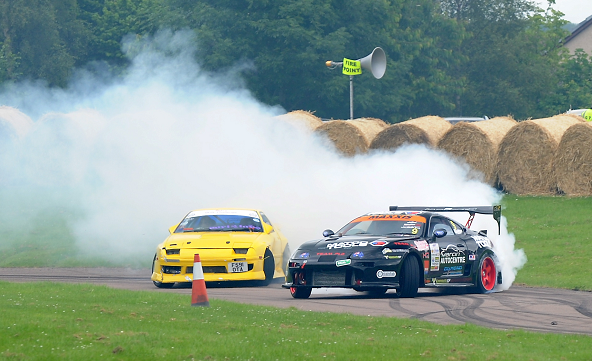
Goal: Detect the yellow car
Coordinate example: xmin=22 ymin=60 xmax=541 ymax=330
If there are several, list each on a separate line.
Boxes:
xmin=151 ymin=208 xmax=290 ymax=288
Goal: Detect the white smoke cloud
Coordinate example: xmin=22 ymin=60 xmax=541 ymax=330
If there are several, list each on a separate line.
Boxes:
xmin=0 ymin=30 xmax=525 ymax=289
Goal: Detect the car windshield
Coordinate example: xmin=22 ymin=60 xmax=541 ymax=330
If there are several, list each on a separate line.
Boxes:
xmin=174 ymin=210 xmax=263 ymax=233
xmin=337 ymin=214 xmax=426 ymax=237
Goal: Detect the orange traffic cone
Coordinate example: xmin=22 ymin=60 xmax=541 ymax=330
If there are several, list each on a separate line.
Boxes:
xmin=191 ymin=254 xmax=210 ymax=307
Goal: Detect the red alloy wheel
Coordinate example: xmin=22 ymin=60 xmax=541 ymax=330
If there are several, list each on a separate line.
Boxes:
xmin=481 ymin=257 xmax=496 ymax=291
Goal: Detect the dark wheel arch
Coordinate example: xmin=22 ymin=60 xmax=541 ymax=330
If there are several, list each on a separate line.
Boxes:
xmin=152 ymin=254 xmax=174 ymax=289
xmin=282 ymin=245 xmax=291 ymax=275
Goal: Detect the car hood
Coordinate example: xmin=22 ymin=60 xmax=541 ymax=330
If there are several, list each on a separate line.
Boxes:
xmin=164 ymin=232 xmax=261 ymax=249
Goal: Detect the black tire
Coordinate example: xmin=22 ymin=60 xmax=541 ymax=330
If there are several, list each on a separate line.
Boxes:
xmin=475 ymin=254 xmax=497 ymax=293
xmin=153 ymin=280 xmax=175 ymax=288
xmin=152 ymin=255 xmax=174 ymax=289
xmin=396 ymin=256 xmax=420 ymax=298
xmin=282 ymin=245 xmax=291 ymax=275
xmin=262 ymin=249 xmax=275 ymax=285
xmin=290 ymin=286 xmax=312 ymax=299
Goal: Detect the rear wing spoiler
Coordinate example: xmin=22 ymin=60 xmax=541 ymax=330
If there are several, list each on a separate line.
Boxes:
xmin=388 ymin=205 xmax=502 ymax=234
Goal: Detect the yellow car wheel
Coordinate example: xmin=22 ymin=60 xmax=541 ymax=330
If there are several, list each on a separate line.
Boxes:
xmin=262 ymin=249 xmax=275 ymax=285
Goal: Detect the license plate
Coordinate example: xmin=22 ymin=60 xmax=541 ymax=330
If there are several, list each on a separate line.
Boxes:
xmin=228 ymin=261 xmax=247 ymax=273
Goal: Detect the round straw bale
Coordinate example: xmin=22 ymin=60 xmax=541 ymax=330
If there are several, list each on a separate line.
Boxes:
xmin=0 ymin=106 xmax=33 ymax=139
xmin=437 ymin=117 xmax=517 ymax=185
xmin=275 ymin=110 xmax=323 ymax=133
xmin=349 ymin=117 xmax=388 ymax=144
xmin=314 ymin=118 xmax=387 ymax=156
xmin=497 ymin=115 xmax=585 ymax=195
xmin=369 ymin=116 xmax=451 ymax=151
xmin=554 ymin=122 xmax=592 ymax=196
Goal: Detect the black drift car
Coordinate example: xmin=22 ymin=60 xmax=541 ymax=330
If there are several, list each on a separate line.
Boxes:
xmin=283 ymin=206 xmax=502 ymax=299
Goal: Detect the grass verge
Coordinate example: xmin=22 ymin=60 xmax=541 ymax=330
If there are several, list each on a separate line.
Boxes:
xmin=502 ymin=196 xmax=592 ymax=290
xmin=1 ymin=281 xmax=591 ymax=361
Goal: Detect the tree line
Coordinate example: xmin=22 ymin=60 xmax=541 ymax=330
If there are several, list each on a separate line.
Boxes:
xmin=1 ymin=0 xmax=591 ymax=122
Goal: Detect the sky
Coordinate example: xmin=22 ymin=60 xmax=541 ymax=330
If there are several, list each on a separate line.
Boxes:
xmin=0 ymin=30 xmax=526 ymax=290
xmin=537 ymin=0 xmax=592 ymax=24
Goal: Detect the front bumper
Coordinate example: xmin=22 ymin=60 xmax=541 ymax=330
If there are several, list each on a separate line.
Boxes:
xmin=283 ymin=258 xmax=402 ymax=290
xmin=152 ymin=248 xmax=266 ymax=283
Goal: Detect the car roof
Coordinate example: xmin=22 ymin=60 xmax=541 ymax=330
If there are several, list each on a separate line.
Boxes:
xmin=189 ymin=207 xmax=261 ymax=212
xmin=444 ymin=116 xmax=488 ymax=124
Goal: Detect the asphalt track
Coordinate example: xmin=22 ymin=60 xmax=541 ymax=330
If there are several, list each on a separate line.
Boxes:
xmin=1 ymin=267 xmax=592 ymax=336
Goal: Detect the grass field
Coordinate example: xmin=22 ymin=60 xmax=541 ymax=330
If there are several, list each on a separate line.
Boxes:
xmin=502 ymin=196 xmax=592 ymax=290
xmin=1 ymin=281 xmax=591 ymax=361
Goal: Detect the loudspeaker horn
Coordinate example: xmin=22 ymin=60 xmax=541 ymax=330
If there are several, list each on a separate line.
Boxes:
xmin=358 ymin=47 xmax=386 ymax=79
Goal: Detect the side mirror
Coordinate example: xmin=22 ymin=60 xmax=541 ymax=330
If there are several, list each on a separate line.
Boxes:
xmin=263 ymin=223 xmax=273 ymax=234
xmin=323 ymin=229 xmax=335 ymax=237
xmin=168 ymin=224 xmax=179 ymax=234
xmin=433 ymin=229 xmax=447 ymax=238
xmin=479 ymin=229 xmax=488 ymax=236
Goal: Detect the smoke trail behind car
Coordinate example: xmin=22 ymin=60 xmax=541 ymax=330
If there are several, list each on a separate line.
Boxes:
xmin=0 ymin=30 xmax=525 ymax=289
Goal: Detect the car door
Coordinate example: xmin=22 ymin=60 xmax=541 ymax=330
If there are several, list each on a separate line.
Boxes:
xmin=428 ymin=216 xmax=467 ymax=279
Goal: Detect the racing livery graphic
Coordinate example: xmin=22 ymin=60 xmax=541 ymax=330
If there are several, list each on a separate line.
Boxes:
xmin=283 ymin=206 xmax=502 ymax=299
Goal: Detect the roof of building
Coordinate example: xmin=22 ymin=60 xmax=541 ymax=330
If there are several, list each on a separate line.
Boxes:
xmin=564 ymin=15 xmax=592 ymax=45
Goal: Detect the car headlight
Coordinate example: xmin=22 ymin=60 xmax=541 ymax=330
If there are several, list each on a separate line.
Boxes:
xmin=292 ymin=251 xmax=310 ymax=259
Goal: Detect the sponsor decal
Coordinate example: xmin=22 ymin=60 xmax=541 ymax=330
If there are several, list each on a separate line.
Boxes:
xmin=316 ymin=252 xmax=345 ymax=256
xmin=469 ymin=254 xmax=476 ymax=261
xmin=411 ymin=228 xmax=419 ymax=235
xmin=327 ymin=241 xmax=368 ymax=249
xmin=391 ymin=242 xmax=410 ymax=246
xmin=376 ymin=270 xmax=397 ymax=278
xmin=336 ymin=259 xmax=351 ymax=267
xmin=473 ymin=236 xmax=492 ymax=248
xmin=440 ymin=245 xmax=466 ymax=264
xmin=351 ymin=251 xmax=364 ymax=258
xmin=371 ymin=240 xmax=388 ymax=246
xmin=442 ymin=265 xmax=463 ymax=276
xmin=443 ymin=265 xmax=463 ymax=272
xmin=429 ymin=243 xmax=440 ymax=271
xmin=441 ymin=256 xmax=465 ymax=264
xmin=384 ymin=255 xmax=402 ymax=259
xmin=353 ymin=214 xmax=427 ymax=223
xmin=422 ymin=252 xmax=430 ymax=259
xmin=424 ymin=260 xmax=429 ymax=273
xmin=415 ymin=240 xmax=429 ymax=251
xmin=382 ymin=248 xmax=393 ymax=254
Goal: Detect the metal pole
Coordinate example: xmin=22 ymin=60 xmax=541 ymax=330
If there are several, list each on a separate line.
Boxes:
xmin=349 ymin=75 xmax=353 ymax=120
